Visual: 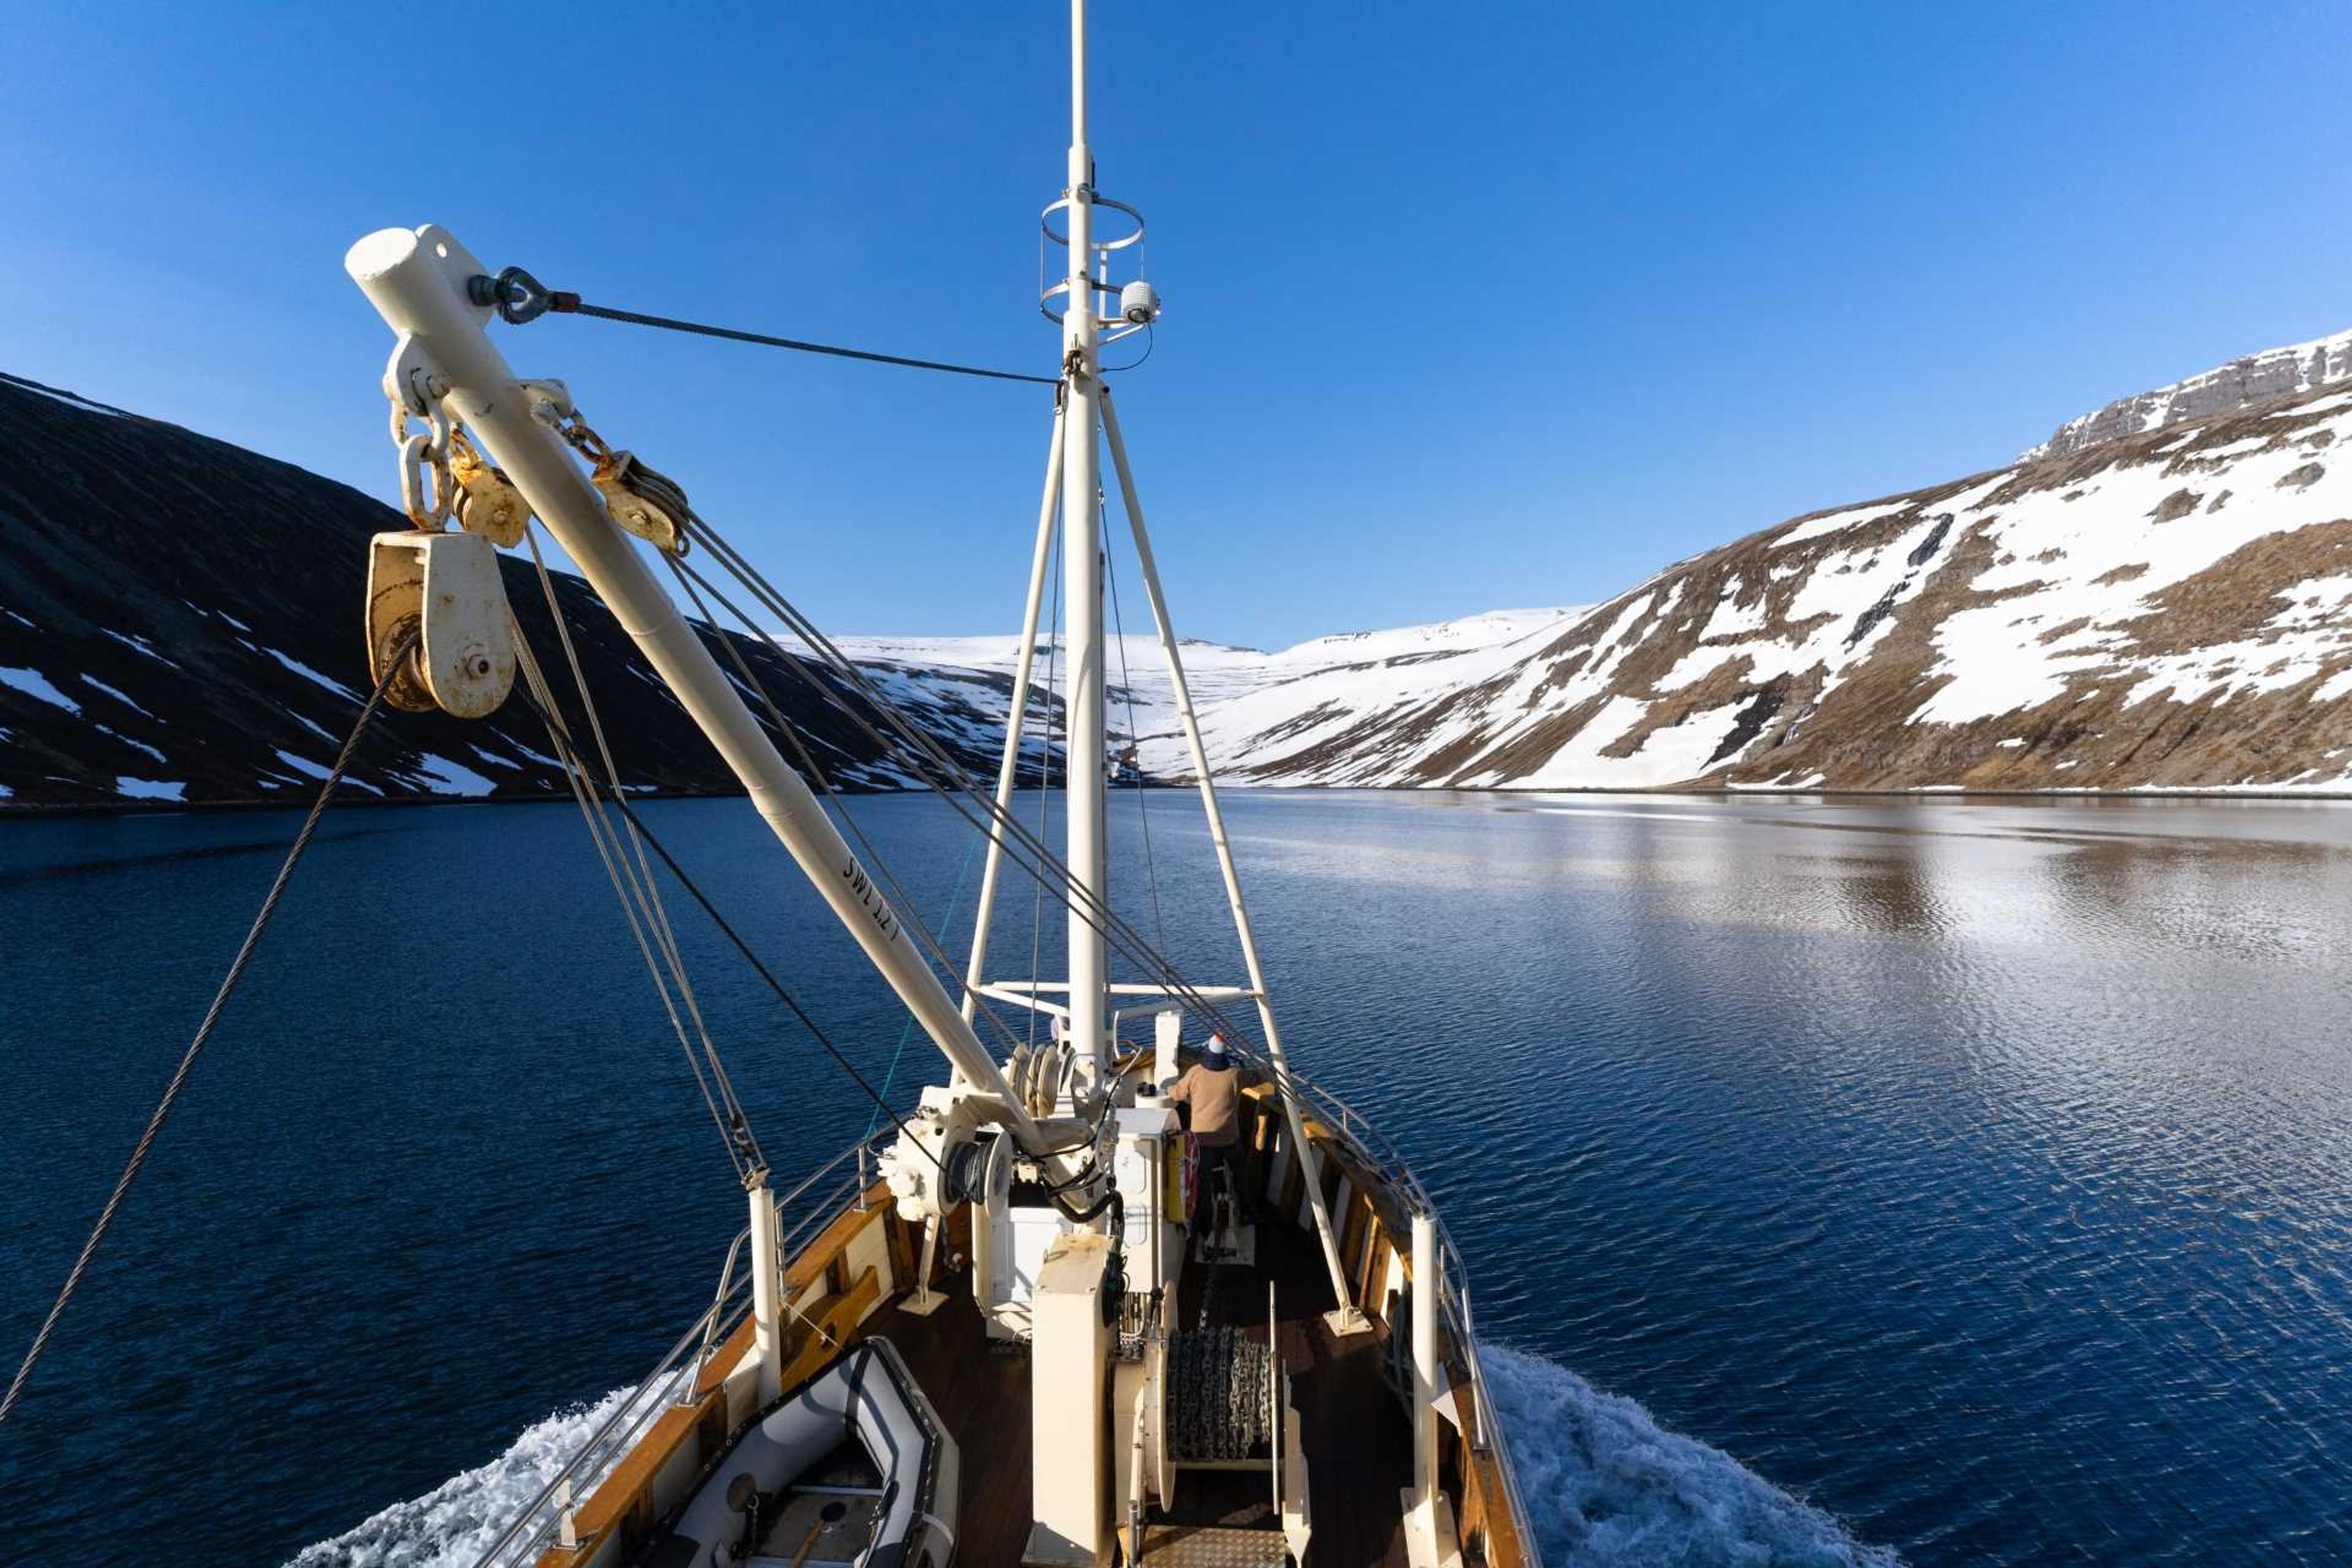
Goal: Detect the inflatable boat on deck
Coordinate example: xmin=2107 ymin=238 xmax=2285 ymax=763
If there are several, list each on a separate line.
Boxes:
xmin=644 ymin=1338 xmax=958 ymax=1568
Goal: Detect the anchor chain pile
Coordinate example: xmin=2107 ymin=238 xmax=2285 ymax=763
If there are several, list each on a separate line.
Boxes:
xmin=1167 ymin=1327 xmax=1273 ymax=1462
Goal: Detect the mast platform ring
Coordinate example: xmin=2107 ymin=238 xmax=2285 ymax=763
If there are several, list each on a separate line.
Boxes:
xmin=1039 ymin=278 xmax=1153 ymax=338
xmin=1039 ymin=283 xmax=1157 ymax=345
xmin=1041 ymin=193 xmax=1146 ymax=252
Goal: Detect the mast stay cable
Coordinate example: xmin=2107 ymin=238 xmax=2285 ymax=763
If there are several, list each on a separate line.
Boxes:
xmin=481 ymin=268 xmax=1061 ymax=390
xmin=678 ymin=509 xmax=1278 ymax=1070
xmin=510 ymin=674 xmax=945 ymax=1171
xmin=521 ymin=532 xmax=763 ymax=1180
xmin=1030 ymin=519 xmax=1065 ymax=1051
xmin=1102 ymin=498 xmax=1170 ymax=956
xmin=509 ymin=594 xmax=758 ymax=1181
xmin=1 ymin=635 xmax=412 ymax=1431
xmin=664 ymin=557 xmax=1032 ymax=1063
xmin=685 ymin=509 xmax=1234 ymax=1028
xmin=658 ymin=562 xmax=991 ymax=1136
xmin=485 ymin=288 xmax=1272 ymax=1088
xmin=865 ymin=830 xmax=984 ymax=1139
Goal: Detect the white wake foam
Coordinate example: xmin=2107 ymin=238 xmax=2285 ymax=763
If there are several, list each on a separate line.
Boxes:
xmin=1482 ymin=1345 xmax=1899 ymax=1566
xmin=287 ymin=1385 xmax=636 ymax=1567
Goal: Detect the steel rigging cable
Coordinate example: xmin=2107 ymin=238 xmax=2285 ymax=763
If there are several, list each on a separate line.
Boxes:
xmin=662 ymin=556 xmax=1031 ymax=1065
xmin=0 ymin=634 xmax=412 ymax=1431
xmin=478 ymin=267 xmax=1063 ymax=388
xmin=510 ymin=677 xmax=948 ymax=1170
xmin=1102 ymin=499 xmax=1170 ymax=956
xmin=678 ymin=508 xmax=1275 ymax=1069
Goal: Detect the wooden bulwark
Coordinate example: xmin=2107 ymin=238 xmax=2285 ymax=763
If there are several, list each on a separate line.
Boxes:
xmin=534 ymin=1183 xmax=908 ymax=1568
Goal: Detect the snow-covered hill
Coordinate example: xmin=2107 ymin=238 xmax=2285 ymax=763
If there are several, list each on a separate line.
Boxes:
xmin=2027 ymin=326 xmax=2352 ymax=460
xmin=829 ymin=609 xmax=1587 ymax=775
xmin=1175 ymin=335 xmax=2352 ymax=792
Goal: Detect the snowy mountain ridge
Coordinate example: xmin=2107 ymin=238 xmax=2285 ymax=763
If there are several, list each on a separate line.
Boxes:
xmin=867 ymin=330 xmax=2352 ymax=795
xmin=820 ymin=608 xmax=1588 ymax=771
xmin=2026 ymin=325 xmax=2352 ymax=461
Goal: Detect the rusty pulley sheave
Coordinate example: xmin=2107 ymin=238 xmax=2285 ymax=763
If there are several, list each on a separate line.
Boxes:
xmin=447 ymin=429 xmax=530 ymax=548
xmin=591 ymin=448 xmax=693 ymax=557
xmin=543 ymin=405 xmax=692 ymax=557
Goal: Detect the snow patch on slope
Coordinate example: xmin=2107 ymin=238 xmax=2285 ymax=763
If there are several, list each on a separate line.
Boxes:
xmin=1912 ymin=426 xmax=2352 ymax=726
xmin=409 ymin=755 xmax=499 ymax=797
xmin=1 ymin=666 xmax=80 ymax=713
xmin=260 ymin=646 xmax=361 ymax=699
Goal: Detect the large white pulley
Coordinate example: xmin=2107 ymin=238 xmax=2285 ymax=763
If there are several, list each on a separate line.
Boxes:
xmin=365 ymin=530 xmax=517 ymax=718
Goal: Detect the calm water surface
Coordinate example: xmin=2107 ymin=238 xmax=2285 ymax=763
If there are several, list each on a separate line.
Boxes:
xmin=2 ymin=791 xmax=2350 ymax=1564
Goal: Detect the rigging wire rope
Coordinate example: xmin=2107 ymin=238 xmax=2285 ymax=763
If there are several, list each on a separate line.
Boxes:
xmin=663 ymin=556 xmax=1030 ymax=1063
xmin=685 ymin=508 xmax=1221 ymax=1022
xmin=866 ymin=828 xmax=984 ymax=1139
xmin=654 ymin=565 xmax=988 ymax=1137
xmin=508 ymin=601 xmax=756 ymax=1180
xmin=501 ymin=288 xmax=1251 ymax=1088
xmin=510 ymin=677 xmax=946 ymax=1170
xmin=486 ymin=269 xmax=1061 ymax=389
xmin=1102 ymin=496 xmax=1171 ymax=956
xmin=677 ymin=507 xmax=1276 ymax=1070
xmin=521 ymin=532 xmax=763 ymax=1179
xmin=488 ymin=269 xmax=1287 ymax=1102
xmin=0 ymin=633 xmax=411 ymax=1431
xmin=1030 ymin=516 xmax=1065 ymax=1050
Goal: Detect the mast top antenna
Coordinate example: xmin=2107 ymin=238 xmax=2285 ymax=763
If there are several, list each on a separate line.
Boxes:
xmin=1039 ymin=0 xmax=1161 ymax=338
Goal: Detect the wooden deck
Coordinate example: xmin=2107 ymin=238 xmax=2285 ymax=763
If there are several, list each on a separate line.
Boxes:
xmin=865 ymin=1215 xmax=1411 ymax=1568
xmin=865 ymin=1281 xmax=1034 ymax=1566
xmin=576 ymin=1087 xmax=1523 ymax=1568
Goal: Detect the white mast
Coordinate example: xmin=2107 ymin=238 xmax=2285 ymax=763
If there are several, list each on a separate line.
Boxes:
xmin=1060 ymin=0 xmax=1110 ymax=1082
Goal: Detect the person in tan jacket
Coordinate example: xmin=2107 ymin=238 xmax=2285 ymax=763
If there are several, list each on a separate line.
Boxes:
xmin=1165 ymin=1035 xmax=1261 ymax=1223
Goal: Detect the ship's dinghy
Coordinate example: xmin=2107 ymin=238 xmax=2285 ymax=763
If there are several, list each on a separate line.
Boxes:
xmin=646 ymin=1338 xmax=959 ymax=1568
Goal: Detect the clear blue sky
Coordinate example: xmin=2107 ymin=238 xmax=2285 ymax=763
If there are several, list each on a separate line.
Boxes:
xmin=5 ymin=2 xmax=2350 ymax=650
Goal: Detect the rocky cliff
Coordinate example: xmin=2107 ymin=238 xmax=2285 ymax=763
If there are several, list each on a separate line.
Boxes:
xmin=2027 ymin=327 xmax=2352 ymax=460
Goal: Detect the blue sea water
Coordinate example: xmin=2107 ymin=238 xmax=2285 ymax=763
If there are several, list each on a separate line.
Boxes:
xmin=2 ymin=790 xmax=2350 ymax=1565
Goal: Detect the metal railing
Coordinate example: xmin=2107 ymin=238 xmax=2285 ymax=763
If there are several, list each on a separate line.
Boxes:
xmin=1232 ymin=1046 xmax=1544 ymax=1568
xmin=471 ymin=1134 xmax=894 ymax=1567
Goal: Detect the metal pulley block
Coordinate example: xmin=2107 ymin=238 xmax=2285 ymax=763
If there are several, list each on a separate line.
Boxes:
xmin=450 ymin=446 xmax=531 ymax=546
xmin=365 ymin=531 xmax=518 ymax=718
xmin=591 ymin=450 xmax=692 ymax=556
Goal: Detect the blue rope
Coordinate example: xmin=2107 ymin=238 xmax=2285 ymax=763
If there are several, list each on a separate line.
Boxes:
xmin=864 ymin=823 xmax=987 ymax=1137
